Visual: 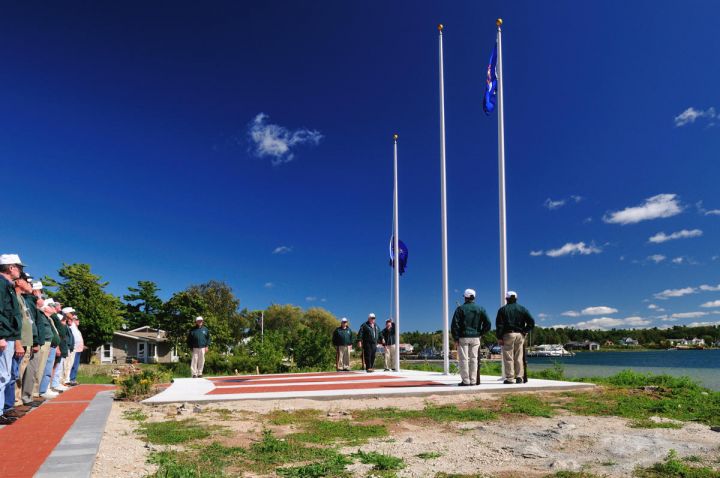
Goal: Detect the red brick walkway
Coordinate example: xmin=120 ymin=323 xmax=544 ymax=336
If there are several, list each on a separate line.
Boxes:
xmin=0 ymin=385 xmax=114 ymax=478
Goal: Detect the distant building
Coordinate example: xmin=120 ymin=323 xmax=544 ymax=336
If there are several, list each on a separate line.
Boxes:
xmin=565 ymin=340 xmax=600 ymax=351
xmin=668 ymin=338 xmax=705 ymax=347
xmin=619 ymin=337 xmax=639 ymax=346
xmin=399 ymin=343 xmax=414 ymax=354
xmin=96 ymin=326 xmax=178 ymax=364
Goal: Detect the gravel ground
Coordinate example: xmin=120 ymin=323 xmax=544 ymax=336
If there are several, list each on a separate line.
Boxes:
xmin=92 ymin=393 xmax=720 ymax=477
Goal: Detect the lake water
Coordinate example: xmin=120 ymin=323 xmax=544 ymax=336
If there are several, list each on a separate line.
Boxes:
xmin=527 ymin=349 xmax=720 ymax=390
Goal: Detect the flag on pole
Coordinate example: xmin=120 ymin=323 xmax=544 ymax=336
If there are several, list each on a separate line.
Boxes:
xmin=483 ymin=44 xmax=498 ymax=115
xmin=389 ymin=237 xmax=408 ymax=275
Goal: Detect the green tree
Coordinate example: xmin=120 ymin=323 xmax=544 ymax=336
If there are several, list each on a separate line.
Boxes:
xmin=43 ymin=263 xmax=124 ymax=351
xmin=123 ymin=281 xmax=163 ymax=329
xmin=294 ymin=328 xmax=336 ymax=369
xmin=263 ymin=304 xmax=305 ymax=354
xmin=301 ymin=307 xmax=339 ymax=336
xmin=159 ymin=290 xmax=206 ymax=348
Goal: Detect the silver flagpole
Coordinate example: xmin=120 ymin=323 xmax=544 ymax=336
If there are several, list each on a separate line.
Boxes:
xmin=438 ymin=24 xmax=450 ymax=375
xmin=393 ymin=134 xmax=401 ymax=372
xmin=496 ymin=18 xmax=507 ymax=307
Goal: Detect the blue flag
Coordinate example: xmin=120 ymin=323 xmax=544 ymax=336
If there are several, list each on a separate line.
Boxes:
xmin=483 ymin=44 xmax=497 ymax=115
xmin=389 ymin=237 xmax=408 ymax=275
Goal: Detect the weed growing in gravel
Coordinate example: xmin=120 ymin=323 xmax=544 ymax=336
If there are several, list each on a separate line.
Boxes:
xmin=122 ymin=409 xmax=148 ymax=421
xmin=545 ymin=472 xmax=604 ymax=478
xmin=628 ymin=419 xmax=683 ymax=429
xmin=289 ymin=419 xmax=387 ymax=445
xmin=634 ymin=449 xmax=720 ymax=477
xmin=356 ymin=403 xmax=496 ymax=423
xmin=245 ymin=429 xmax=339 ymax=467
xmin=416 ymin=452 xmax=442 ymax=459
xmin=351 ymin=450 xmax=405 ymax=471
xmin=276 ymin=454 xmax=352 ymax=478
xmin=503 ymin=395 xmax=555 ymax=417
xmin=140 ymin=418 xmax=222 ymax=445
xmin=147 ymin=450 xmax=224 ymax=478
xmin=266 ymin=409 xmax=322 ymax=425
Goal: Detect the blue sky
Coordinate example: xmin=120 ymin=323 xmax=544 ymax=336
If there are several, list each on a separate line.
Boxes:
xmin=1 ymin=1 xmax=718 ymax=332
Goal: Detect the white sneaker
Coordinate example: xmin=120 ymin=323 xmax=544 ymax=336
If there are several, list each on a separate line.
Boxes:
xmin=41 ymin=390 xmax=59 ymax=399
xmin=54 ymin=385 xmax=69 ymax=391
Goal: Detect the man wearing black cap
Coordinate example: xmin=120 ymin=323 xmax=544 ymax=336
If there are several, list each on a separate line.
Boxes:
xmin=331 ymin=318 xmax=353 ymax=371
xmin=451 ymin=289 xmax=491 ymax=386
xmin=357 ymin=313 xmax=380 ymax=372
xmin=496 ymin=291 xmax=535 ymax=384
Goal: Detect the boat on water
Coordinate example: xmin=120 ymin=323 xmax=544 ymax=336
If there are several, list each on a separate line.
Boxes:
xmin=527 ymin=344 xmax=575 ymax=357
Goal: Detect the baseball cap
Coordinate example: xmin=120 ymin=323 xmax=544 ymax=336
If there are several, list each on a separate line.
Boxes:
xmin=464 ymin=288 xmax=476 ymax=298
xmin=340 ymin=317 xmax=348 ymax=322
xmin=62 ymin=307 xmax=76 ymax=315
xmin=368 ymin=313 xmax=376 ymax=319
xmin=505 ymin=290 xmax=518 ymax=299
xmin=32 ymin=281 xmax=43 ymax=290
xmin=195 ymin=316 xmax=204 ymax=322
xmin=0 ymin=254 xmax=25 ymax=266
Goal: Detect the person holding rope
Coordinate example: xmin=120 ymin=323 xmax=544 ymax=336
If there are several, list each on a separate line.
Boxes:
xmin=332 ymin=318 xmax=353 ymax=371
xmin=496 ymin=290 xmax=535 ymax=384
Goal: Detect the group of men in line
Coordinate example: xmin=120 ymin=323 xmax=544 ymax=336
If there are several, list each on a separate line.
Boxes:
xmin=0 ymin=254 xmax=86 ymax=426
xmin=331 ymin=288 xmax=534 ymax=385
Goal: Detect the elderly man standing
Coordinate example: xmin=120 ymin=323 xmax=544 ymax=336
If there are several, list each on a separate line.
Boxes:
xmin=380 ymin=319 xmax=397 ymax=372
xmin=451 ymin=289 xmax=491 ymax=386
xmin=187 ymin=316 xmax=210 ymax=378
xmin=61 ymin=307 xmax=76 ymax=386
xmin=68 ymin=315 xmax=85 ymax=386
xmin=496 ymin=291 xmax=535 ymax=384
xmin=357 ymin=313 xmax=381 ymax=373
xmin=0 ymin=254 xmax=24 ymax=425
xmin=31 ymin=282 xmax=52 ymax=401
xmin=18 ymin=276 xmax=44 ymax=408
xmin=38 ymin=300 xmax=61 ymax=399
xmin=332 ymin=318 xmax=353 ymax=371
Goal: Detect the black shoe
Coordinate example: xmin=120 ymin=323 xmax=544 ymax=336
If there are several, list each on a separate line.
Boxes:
xmin=366 ymin=369 xmax=374 ymax=373
xmin=0 ymin=415 xmax=17 ymax=425
xmin=343 ymin=368 xmax=350 ymax=371
xmin=458 ymin=382 xmax=469 ymax=386
xmin=503 ymin=380 xmax=515 ymax=384
xmin=198 ymin=374 xmax=203 ymax=378
xmin=383 ymin=369 xmax=390 ymax=371
xmin=516 ymin=378 xmax=523 ymax=384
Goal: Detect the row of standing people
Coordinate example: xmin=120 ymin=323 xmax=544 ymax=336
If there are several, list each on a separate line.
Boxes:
xmin=330 ymin=289 xmax=535 ymax=384
xmin=0 ymin=254 xmax=86 ymax=426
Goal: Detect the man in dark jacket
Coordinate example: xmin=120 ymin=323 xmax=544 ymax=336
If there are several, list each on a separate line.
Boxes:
xmin=0 ymin=254 xmax=24 ymax=425
xmin=331 ymin=318 xmax=353 ymax=371
xmin=357 ymin=313 xmax=381 ymax=372
xmin=380 ymin=319 xmax=397 ymax=371
xmin=451 ymin=289 xmax=491 ymax=386
xmin=187 ymin=316 xmax=210 ymax=378
xmin=496 ymin=290 xmax=535 ymax=384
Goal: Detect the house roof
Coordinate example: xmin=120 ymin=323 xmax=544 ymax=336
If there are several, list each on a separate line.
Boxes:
xmin=114 ymin=327 xmax=169 ymax=343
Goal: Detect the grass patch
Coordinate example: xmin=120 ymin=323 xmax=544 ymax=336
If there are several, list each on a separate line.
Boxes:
xmin=244 ymin=429 xmax=339 ymax=467
xmin=351 ymin=450 xmax=405 ymax=471
xmin=545 ymin=472 xmax=604 ymax=478
xmin=266 ymin=409 xmax=322 ymax=425
xmin=503 ymin=395 xmax=555 ymax=417
xmin=417 ymin=451 xmax=442 ymax=459
xmin=76 ymin=374 xmax=115 ymax=384
xmin=435 ymin=473 xmax=488 ymax=478
xmin=140 ymin=418 xmax=220 ymax=445
xmin=289 ymin=420 xmax=387 ymax=445
xmin=122 ymin=409 xmax=148 ymax=421
xmin=356 ymin=403 xmax=496 ymax=423
xmin=634 ymin=449 xmax=720 ymax=477
xmin=147 ymin=450 xmax=225 ymax=478
xmin=277 ymin=454 xmax=351 ymax=478
xmin=628 ymin=419 xmax=683 ymax=429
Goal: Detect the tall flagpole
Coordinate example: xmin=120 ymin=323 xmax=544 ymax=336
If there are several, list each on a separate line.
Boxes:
xmin=496 ymin=18 xmax=508 ymax=307
xmin=438 ymin=24 xmax=450 ymax=375
xmin=392 ymin=134 xmax=401 ymax=372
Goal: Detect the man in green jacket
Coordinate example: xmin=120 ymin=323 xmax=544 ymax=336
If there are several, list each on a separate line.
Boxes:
xmin=451 ymin=289 xmax=491 ymax=386
xmin=496 ymin=291 xmax=535 ymax=384
xmin=0 ymin=254 xmax=24 ymax=425
xmin=332 ymin=318 xmax=353 ymax=371
xmin=187 ymin=316 xmax=210 ymax=378
xmin=357 ymin=313 xmax=381 ymax=373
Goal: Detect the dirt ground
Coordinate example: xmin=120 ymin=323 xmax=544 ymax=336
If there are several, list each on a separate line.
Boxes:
xmin=92 ymin=391 xmax=720 ymax=477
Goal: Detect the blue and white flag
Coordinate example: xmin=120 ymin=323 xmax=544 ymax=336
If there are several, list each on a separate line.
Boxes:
xmin=483 ymin=44 xmax=498 ymax=115
xmin=389 ymin=237 xmax=408 ymax=275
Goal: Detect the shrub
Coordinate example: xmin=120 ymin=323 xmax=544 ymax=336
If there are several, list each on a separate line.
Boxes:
xmin=115 ymin=369 xmax=170 ymax=401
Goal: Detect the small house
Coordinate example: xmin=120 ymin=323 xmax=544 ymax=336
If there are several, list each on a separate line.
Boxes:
xmin=96 ymin=326 xmax=179 ymax=364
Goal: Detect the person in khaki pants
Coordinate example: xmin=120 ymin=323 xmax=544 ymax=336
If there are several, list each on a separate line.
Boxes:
xmin=187 ymin=316 xmax=210 ymax=378
xmin=451 ymin=289 xmax=491 ymax=386
xmin=496 ymin=291 xmax=535 ymax=384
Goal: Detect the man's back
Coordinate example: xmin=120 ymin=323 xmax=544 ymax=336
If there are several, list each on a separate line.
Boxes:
xmin=452 ymin=302 xmax=490 ymax=339
xmin=496 ymin=303 xmax=534 ymax=335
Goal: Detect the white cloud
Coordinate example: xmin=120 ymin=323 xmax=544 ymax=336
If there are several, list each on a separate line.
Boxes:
xmin=672 ymin=257 xmax=684 ymax=264
xmin=583 ymin=217 xmax=593 ymax=224
xmin=545 ymin=242 xmax=602 ymax=258
xmin=562 ymin=306 xmax=618 ymax=317
xmin=538 ymin=313 xmax=549 ymax=319
xmin=688 ymin=320 xmax=720 ymax=327
xmin=272 ymin=246 xmax=293 ymax=255
xmin=699 ymin=284 xmax=720 ymax=292
xmin=571 ymin=195 xmax=583 ymax=203
xmin=648 ymin=254 xmax=666 ymax=263
xmin=706 ymin=210 xmax=720 ymax=216
xmin=544 ymin=198 xmax=565 ymax=210
xmin=648 ymin=229 xmax=703 ymax=243
xmin=701 ymin=300 xmax=720 ymax=308
xmin=248 ymin=113 xmax=322 ymax=165
xmin=570 ymin=316 xmax=651 ymax=330
xmin=671 ymin=311 xmax=709 ymax=319
xmin=648 ymin=304 xmax=666 ymax=312
xmin=264 ymin=282 xmax=274 ymax=288
xmin=305 ymin=296 xmax=317 ymax=302
xmin=654 ymin=287 xmax=697 ymax=299
xmin=530 ymin=250 xmax=544 ymax=256
xmin=674 ymin=106 xmax=717 ymax=127
xmin=603 ymin=194 xmax=683 ymax=225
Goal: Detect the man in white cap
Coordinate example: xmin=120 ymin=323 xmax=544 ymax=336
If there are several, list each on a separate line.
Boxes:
xmin=451 ymin=289 xmax=491 ymax=386
xmin=38 ymin=300 xmax=62 ymax=399
xmin=496 ymin=291 xmax=535 ymax=384
xmin=357 ymin=313 xmax=381 ymax=372
xmin=380 ymin=318 xmax=397 ymax=372
xmin=331 ymin=318 xmax=353 ymax=372
xmin=0 ymin=254 xmax=24 ymax=424
xmin=61 ymin=307 xmax=77 ymax=386
xmin=187 ymin=316 xmax=210 ymax=378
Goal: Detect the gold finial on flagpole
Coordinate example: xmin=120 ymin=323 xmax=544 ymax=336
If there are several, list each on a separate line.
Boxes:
xmin=496 ymin=18 xmax=503 ymax=28
xmin=393 ymin=134 xmax=398 ymax=141
xmin=438 ymin=24 xmax=444 ymax=32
